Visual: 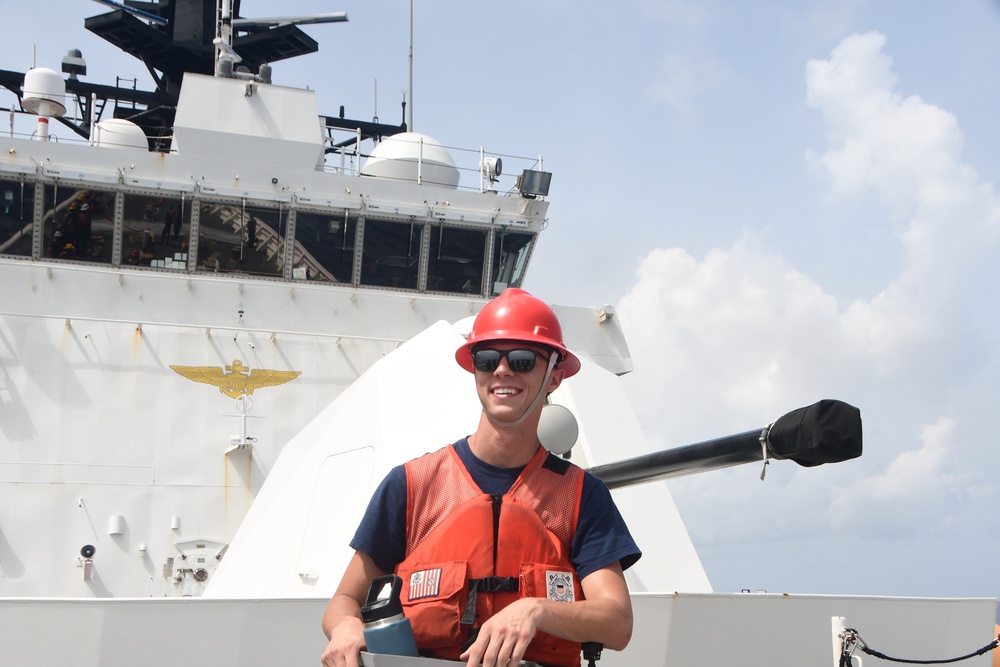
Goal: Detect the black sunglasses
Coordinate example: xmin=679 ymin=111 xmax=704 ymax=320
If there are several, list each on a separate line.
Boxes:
xmin=472 ymin=348 xmax=551 ymax=373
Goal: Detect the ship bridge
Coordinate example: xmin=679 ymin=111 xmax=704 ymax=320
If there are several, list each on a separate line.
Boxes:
xmin=0 ymin=136 xmax=545 ymax=299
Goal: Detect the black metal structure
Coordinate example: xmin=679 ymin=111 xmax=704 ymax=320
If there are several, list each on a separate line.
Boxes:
xmin=0 ymin=0 xmax=406 ymax=151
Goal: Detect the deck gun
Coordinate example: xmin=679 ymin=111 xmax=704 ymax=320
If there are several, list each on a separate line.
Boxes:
xmin=587 ymin=399 xmax=862 ymax=488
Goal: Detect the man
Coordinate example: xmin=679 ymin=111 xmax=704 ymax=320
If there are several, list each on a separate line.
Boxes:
xmin=322 ymin=288 xmax=640 ymax=667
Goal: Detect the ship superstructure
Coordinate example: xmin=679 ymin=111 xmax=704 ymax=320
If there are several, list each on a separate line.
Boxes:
xmin=0 ymin=0 xmax=600 ymax=600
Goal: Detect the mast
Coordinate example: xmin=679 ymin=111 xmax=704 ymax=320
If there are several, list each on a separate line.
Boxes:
xmin=408 ymin=0 xmax=413 ymax=131
xmin=217 ymin=0 xmax=234 ymax=76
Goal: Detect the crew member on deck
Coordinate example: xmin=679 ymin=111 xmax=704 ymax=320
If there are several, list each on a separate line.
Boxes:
xmin=74 ymin=203 xmax=92 ymax=254
xmin=321 ymin=288 xmax=640 ymax=667
xmin=161 ymin=203 xmax=177 ymax=245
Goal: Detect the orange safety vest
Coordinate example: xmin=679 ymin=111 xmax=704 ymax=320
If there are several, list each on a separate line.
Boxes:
xmin=397 ymin=444 xmax=586 ymax=667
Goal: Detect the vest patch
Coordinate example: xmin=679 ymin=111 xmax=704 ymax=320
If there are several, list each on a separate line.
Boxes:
xmin=546 ymin=571 xmax=575 ymax=603
xmin=408 ymin=568 xmax=442 ymax=601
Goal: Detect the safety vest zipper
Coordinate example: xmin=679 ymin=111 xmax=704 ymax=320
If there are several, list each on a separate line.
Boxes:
xmin=491 ymin=493 xmax=502 ymax=572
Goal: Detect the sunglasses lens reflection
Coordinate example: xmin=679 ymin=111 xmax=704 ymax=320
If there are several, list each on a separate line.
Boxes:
xmin=507 ymin=350 xmax=537 ymax=372
xmin=472 ymin=349 xmax=542 ymax=373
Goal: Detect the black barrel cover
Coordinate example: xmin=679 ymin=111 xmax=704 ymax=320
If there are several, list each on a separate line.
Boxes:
xmin=768 ymin=399 xmax=862 ymax=467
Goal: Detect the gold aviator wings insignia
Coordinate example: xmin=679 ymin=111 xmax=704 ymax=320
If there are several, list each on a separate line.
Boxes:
xmin=169 ymin=360 xmax=301 ymax=399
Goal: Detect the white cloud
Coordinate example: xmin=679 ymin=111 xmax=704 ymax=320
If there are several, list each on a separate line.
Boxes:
xmin=617 ymin=29 xmax=1000 ymax=556
xmin=618 ymin=240 xmax=858 ymax=446
xmin=829 ymin=417 xmax=962 ymax=538
xmin=805 ymin=31 xmax=1000 ymax=288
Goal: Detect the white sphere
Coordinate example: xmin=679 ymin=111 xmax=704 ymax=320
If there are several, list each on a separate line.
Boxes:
xmin=94 ymin=118 xmax=149 ymax=150
xmin=361 ymin=132 xmax=460 ymax=188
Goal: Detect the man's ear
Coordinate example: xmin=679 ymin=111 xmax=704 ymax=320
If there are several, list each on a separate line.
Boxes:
xmin=546 ymin=367 xmax=566 ymax=393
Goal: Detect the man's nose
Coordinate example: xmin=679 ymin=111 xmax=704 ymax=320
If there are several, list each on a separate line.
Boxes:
xmin=493 ymin=358 xmax=515 ymax=376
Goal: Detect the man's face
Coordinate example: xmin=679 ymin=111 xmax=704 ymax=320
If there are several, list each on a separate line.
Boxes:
xmin=473 ymin=342 xmax=563 ymax=425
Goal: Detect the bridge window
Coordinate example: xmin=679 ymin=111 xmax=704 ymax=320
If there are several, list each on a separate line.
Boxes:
xmin=122 ymin=193 xmax=189 ymax=268
xmin=292 ymin=209 xmax=355 ymax=282
xmin=0 ymin=178 xmax=34 ymax=258
xmin=196 ymin=199 xmax=286 ymax=277
xmin=360 ymin=218 xmax=422 ymax=290
xmin=490 ymin=230 xmax=534 ymax=295
xmin=44 ymin=185 xmax=115 ymax=264
xmin=427 ymin=225 xmax=488 ymax=294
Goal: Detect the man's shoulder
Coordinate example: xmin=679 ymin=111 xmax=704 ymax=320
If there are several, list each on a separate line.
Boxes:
xmin=404 ymin=443 xmax=465 ymax=490
xmin=540 ymin=451 xmax=580 ymax=477
xmin=405 ymin=444 xmax=454 ymax=468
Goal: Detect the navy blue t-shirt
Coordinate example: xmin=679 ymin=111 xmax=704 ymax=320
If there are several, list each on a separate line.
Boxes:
xmin=350 ymin=438 xmax=641 ymax=580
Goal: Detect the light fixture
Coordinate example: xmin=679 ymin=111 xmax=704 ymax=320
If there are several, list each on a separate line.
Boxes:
xmin=79 ymin=544 xmax=95 ymax=580
xmin=481 ymin=156 xmax=502 ymax=182
xmin=108 ymin=514 xmax=126 ymax=536
xmin=517 ymin=169 xmax=552 ymax=198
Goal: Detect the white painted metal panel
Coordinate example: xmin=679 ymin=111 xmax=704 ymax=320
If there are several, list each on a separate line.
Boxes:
xmin=0 ymin=594 xmax=993 ymax=667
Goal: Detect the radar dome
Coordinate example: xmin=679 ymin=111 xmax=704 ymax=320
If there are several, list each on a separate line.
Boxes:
xmin=361 ymin=132 xmax=460 ymax=189
xmin=93 ymin=118 xmax=149 ymax=150
xmin=22 ymin=67 xmax=66 ymax=117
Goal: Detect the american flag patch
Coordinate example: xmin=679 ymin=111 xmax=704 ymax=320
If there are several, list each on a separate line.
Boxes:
xmin=408 ymin=568 xmax=442 ymax=601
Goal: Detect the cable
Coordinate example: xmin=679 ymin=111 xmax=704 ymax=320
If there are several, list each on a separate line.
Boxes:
xmin=844 ymin=628 xmax=999 ymax=665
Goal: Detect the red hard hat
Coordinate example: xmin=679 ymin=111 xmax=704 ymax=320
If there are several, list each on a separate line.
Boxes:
xmin=456 ymin=288 xmax=581 ymax=377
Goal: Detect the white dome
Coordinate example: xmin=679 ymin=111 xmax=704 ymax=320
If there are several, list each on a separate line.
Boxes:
xmin=22 ymin=67 xmax=66 ymax=116
xmin=361 ymin=132 xmax=460 ymax=188
xmin=93 ymin=118 xmax=149 ymax=150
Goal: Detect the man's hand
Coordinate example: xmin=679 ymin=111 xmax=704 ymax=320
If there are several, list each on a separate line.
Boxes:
xmin=459 ymin=597 xmax=541 ymax=667
xmin=458 ymin=562 xmax=633 ymax=666
xmin=320 ymin=552 xmax=388 ymax=667
xmin=320 ymin=615 xmax=365 ymax=667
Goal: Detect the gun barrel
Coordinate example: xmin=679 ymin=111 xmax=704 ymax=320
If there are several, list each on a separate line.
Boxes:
xmin=588 ymin=430 xmax=764 ymax=489
xmin=587 ymin=399 xmax=863 ymax=489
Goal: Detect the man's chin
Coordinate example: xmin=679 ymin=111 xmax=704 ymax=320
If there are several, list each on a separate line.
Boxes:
xmin=485 ymin=407 xmax=528 ymax=427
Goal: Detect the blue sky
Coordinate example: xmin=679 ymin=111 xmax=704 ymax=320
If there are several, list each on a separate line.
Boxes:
xmin=7 ymin=1 xmax=1000 ymax=610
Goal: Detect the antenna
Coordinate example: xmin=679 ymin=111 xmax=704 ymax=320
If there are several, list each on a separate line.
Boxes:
xmin=407 ymin=0 xmax=414 ymax=131
xmin=217 ymin=0 xmax=234 ymax=74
